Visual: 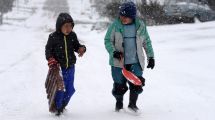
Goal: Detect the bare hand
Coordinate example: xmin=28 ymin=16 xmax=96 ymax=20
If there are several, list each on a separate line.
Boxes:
xmin=78 ymin=47 xmax=86 ymax=57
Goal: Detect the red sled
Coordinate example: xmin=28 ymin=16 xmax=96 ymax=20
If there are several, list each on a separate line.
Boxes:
xmin=122 ymin=67 xmax=142 ymax=86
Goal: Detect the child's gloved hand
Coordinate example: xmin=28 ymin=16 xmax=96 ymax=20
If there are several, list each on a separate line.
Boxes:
xmin=113 ymin=51 xmax=123 ymax=60
xmin=147 ymin=57 xmax=155 ymax=69
xmin=78 ymin=46 xmax=86 ymax=57
xmin=48 ymin=57 xmax=58 ymax=68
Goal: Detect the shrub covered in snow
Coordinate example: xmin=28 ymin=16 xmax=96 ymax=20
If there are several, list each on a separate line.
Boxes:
xmin=92 ymin=0 xmax=167 ymax=25
xmin=138 ymin=0 xmax=167 ymax=25
xmin=0 ymin=0 xmax=15 ymax=24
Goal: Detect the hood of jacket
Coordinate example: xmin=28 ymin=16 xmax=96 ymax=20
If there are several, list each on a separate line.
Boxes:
xmin=56 ymin=13 xmax=74 ymax=32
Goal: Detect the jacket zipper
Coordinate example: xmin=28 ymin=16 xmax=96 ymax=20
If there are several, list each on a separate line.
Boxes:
xmin=64 ymin=36 xmax=69 ymax=68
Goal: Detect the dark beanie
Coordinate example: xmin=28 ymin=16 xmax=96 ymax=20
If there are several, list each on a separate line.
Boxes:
xmin=119 ymin=2 xmax=137 ymax=19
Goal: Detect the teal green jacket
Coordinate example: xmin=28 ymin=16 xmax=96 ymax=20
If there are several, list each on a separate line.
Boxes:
xmin=104 ymin=18 xmax=154 ymax=70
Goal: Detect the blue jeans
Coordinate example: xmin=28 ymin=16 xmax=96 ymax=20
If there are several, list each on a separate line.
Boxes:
xmin=111 ymin=63 xmax=143 ymax=84
xmin=55 ymin=65 xmax=75 ymax=109
xmin=111 ymin=63 xmax=144 ymax=97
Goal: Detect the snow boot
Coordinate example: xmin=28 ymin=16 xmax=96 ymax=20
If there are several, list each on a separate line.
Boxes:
xmin=128 ymin=92 xmax=139 ymax=112
xmin=61 ymin=103 xmax=67 ymax=112
xmin=55 ymin=105 xmax=65 ymax=116
xmin=115 ymin=97 xmax=123 ymax=112
xmin=55 ymin=109 xmax=62 ymax=116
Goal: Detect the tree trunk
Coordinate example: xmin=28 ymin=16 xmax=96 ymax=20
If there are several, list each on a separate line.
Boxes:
xmin=0 ymin=13 xmax=3 ymax=25
xmin=207 ymin=0 xmax=215 ymax=10
xmin=142 ymin=0 xmax=147 ymax=5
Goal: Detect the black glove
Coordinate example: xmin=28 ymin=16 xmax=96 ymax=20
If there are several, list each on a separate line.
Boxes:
xmin=113 ymin=51 xmax=122 ymax=60
xmin=138 ymin=76 xmax=145 ymax=86
xmin=147 ymin=58 xmax=155 ymax=69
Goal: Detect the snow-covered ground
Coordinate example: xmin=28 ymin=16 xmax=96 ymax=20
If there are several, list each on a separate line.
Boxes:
xmin=0 ymin=0 xmax=215 ymax=120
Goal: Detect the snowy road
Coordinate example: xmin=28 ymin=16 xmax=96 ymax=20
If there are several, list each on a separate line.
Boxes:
xmin=0 ymin=0 xmax=215 ymax=120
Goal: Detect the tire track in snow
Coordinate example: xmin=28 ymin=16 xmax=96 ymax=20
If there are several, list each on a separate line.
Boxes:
xmin=0 ymin=49 xmax=38 ymax=75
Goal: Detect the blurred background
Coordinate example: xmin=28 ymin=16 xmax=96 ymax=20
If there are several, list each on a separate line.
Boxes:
xmin=1 ymin=0 xmax=215 ymax=27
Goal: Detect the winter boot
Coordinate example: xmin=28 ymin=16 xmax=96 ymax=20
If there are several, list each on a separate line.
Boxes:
xmin=55 ymin=105 xmax=65 ymax=116
xmin=128 ymin=92 xmax=139 ymax=112
xmin=61 ymin=103 xmax=67 ymax=113
xmin=115 ymin=96 xmax=123 ymax=112
xmin=55 ymin=109 xmax=62 ymax=116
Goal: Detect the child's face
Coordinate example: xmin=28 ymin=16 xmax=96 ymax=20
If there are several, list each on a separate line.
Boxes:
xmin=120 ymin=16 xmax=133 ymax=25
xmin=61 ymin=22 xmax=73 ymax=35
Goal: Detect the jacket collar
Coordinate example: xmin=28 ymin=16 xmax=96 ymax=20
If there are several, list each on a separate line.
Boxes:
xmin=115 ymin=18 xmax=142 ymax=33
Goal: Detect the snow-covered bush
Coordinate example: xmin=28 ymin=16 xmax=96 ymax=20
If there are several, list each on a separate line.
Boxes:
xmin=0 ymin=0 xmax=15 ymax=24
xmin=138 ymin=0 xmax=167 ymax=25
xmin=207 ymin=0 xmax=215 ymax=10
xmin=93 ymin=0 xmax=167 ymax=25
